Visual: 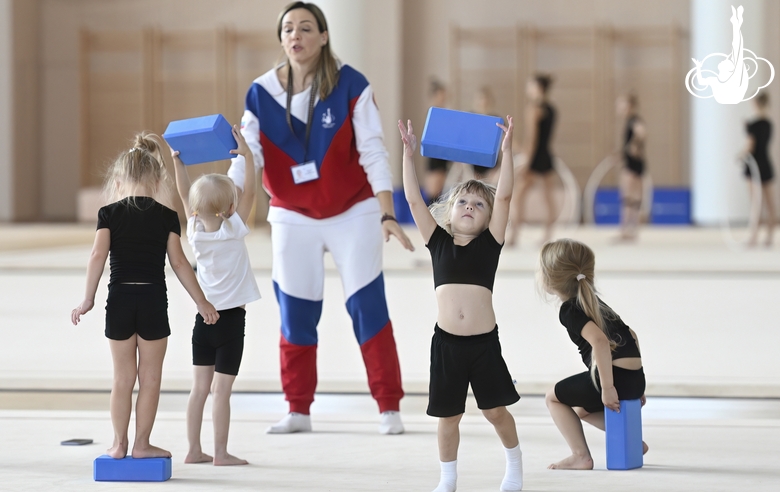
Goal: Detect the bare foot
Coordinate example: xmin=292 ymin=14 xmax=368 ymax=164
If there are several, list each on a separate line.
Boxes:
xmin=548 ymin=454 xmax=594 ymax=470
xmin=184 ymin=451 xmax=214 ymax=464
xmin=643 ymin=441 xmax=649 ymax=455
xmin=214 ymin=453 xmax=249 ymax=466
xmin=106 ymin=442 xmax=128 ymax=459
xmin=132 ymin=444 xmax=172 ymax=459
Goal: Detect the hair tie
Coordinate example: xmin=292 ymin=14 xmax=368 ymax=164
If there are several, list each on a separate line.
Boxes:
xmin=128 ymin=148 xmax=137 ymax=153
xmin=576 ymin=274 xmax=586 ymax=281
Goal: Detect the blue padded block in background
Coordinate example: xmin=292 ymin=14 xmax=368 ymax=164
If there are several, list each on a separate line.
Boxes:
xmin=420 ymin=107 xmax=503 ymax=168
xmin=594 ymin=188 xmax=621 ymax=225
xmin=93 ymin=455 xmax=172 ymax=482
xmin=163 ymin=114 xmax=236 ymax=165
xmin=605 ymin=399 xmax=643 ymax=470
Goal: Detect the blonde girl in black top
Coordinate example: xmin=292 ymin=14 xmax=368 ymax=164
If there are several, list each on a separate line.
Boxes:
xmin=71 ymin=133 xmax=218 ymax=460
xmin=399 ymin=117 xmax=524 ymax=492
xmin=538 ymin=239 xmax=646 ymax=470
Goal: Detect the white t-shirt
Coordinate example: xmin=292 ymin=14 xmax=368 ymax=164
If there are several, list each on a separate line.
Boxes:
xmin=187 ymin=213 xmax=261 ymax=311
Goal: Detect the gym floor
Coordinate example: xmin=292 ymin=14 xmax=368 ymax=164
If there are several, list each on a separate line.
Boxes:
xmin=1 ymin=223 xmax=778 ymax=490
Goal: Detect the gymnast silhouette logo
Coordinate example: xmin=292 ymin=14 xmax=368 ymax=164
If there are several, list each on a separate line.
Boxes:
xmin=321 ymin=108 xmax=335 ymax=128
xmin=685 ymin=5 xmax=774 ymax=104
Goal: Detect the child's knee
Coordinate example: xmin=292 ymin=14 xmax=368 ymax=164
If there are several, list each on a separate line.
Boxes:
xmin=545 ymin=387 xmax=559 ymax=406
xmin=113 ymin=369 xmax=137 ymax=389
xmin=481 ymin=406 xmax=509 ymax=424
xmin=439 ymin=414 xmax=463 ymax=428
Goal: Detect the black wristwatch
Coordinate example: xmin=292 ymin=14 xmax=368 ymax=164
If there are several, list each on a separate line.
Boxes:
xmin=381 ymin=213 xmax=397 ymax=223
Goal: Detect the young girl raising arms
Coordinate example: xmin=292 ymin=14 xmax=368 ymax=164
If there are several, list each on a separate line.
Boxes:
xmin=71 ymin=133 xmax=219 ymax=460
xmin=538 ymin=239 xmax=646 ymax=470
xmin=171 ymin=125 xmax=261 ymax=466
xmin=398 ymin=117 xmax=523 ymax=492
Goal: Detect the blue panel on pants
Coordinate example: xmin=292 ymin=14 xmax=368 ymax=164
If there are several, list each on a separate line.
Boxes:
xmin=345 ymin=273 xmax=390 ymax=345
xmin=274 ymin=281 xmax=322 ymax=346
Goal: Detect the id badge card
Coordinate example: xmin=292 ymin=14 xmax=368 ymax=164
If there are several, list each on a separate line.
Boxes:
xmin=291 ymin=161 xmax=319 ymax=184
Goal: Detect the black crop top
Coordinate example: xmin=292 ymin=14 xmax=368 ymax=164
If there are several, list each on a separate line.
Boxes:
xmin=425 ymin=225 xmax=502 ymax=292
xmin=559 ymin=297 xmax=641 ymax=367
xmin=97 ymin=197 xmax=181 ymax=288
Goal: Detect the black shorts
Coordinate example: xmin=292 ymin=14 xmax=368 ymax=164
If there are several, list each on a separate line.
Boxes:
xmin=554 ymin=366 xmax=646 ymax=414
xmin=427 ymin=325 xmax=520 ymax=418
xmin=192 ymin=307 xmax=246 ymax=376
xmin=529 ymin=152 xmax=554 ymax=175
xmin=624 ymin=156 xmax=645 ymax=177
xmin=105 ymin=283 xmax=170 ymax=341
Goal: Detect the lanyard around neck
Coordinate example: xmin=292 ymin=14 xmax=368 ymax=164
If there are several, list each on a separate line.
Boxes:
xmin=285 ymin=65 xmax=319 ymax=158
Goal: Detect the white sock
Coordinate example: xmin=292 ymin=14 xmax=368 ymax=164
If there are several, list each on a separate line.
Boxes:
xmin=266 ymin=412 xmax=312 ymax=434
xmin=432 ymin=460 xmax=457 ymax=492
xmin=500 ymin=445 xmax=523 ymax=491
xmin=379 ymin=411 xmax=404 ymax=435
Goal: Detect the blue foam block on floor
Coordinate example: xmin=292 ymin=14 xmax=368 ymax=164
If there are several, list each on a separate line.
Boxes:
xmin=420 ymin=107 xmax=503 ymax=168
xmin=163 ymin=113 xmax=236 ymax=165
xmin=93 ymin=455 xmax=172 ymax=482
xmin=605 ymin=399 xmax=643 ymax=470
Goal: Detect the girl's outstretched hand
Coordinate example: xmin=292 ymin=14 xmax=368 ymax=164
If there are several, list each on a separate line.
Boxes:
xmin=71 ymin=299 xmax=94 ymax=325
xmin=169 ymin=146 xmax=182 ymax=163
xmin=497 ymin=115 xmax=514 ymax=153
xmin=602 ymin=385 xmax=620 ymax=413
xmin=229 ymin=125 xmax=250 ymax=157
xmin=397 ymin=119 xmax=417 ymax=157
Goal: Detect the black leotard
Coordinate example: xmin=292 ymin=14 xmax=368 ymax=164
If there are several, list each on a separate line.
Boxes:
xmin=529 ymin=102 xmax=556 ymax=174
xmin=744 ymin=118 xmax=774 ymax=183
xmin=559 ymin=297 xmax=641 ymax=368
xmin=426 ymin=225 xmax=502 ymax=292
xmin=623 ymin=115 xmax=645 ymax=177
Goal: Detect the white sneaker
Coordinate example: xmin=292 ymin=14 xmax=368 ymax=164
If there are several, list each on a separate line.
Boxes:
xmin=379 ymin=411 xmax=404 ymax=435
xmin=266 ymin=412 xmax=312 ymax=434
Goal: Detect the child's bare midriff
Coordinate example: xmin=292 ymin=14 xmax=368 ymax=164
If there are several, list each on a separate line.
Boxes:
xmin=435 ymin=284 xmax=496 ymax=336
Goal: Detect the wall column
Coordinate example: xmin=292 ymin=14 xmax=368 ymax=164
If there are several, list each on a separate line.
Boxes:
xmin=0 ymin=0 xmax=12 ymax=221
xmin=690 ymin=0 xmax=766 ymax=225
xmin=315 ymin=0 xmax=403 ymax=187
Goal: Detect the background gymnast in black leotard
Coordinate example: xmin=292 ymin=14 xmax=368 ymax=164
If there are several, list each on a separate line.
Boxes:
xmin=616 ymin=94 xmax=646 ymax=242
xmin=744 ymin=92 xmax=776 ymax=247
xmin=508 ymin=74 xmax=557 ymax=247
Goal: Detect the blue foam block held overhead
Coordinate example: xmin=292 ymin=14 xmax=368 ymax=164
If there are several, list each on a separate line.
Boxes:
xmin=420 ymin=107 xmax=503 ymax=168
xmin=93 ymin=455 xmax=172 ymax=482
xmin=163 ymin=114 xmax=237 ymax=165
xmin=605 ymin=399 xmax=643 ymax=470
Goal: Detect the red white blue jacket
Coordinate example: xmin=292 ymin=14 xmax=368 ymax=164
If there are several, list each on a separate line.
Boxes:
xmin=228 ymin=65 xmax=392 ymax=220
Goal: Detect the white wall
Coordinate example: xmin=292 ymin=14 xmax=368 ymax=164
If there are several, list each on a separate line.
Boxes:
xmin=0 ymin=0 xmax=12 ymax=221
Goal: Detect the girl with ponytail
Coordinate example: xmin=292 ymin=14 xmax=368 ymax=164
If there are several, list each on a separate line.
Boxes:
xmin=71 ymin=132 xmax=218 ymax=460
xmin=538 ymin=238 xmax=646 ymax=470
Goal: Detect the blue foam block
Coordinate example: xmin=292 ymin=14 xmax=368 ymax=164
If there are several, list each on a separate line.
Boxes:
xmin=605 ymin=399 xmax=643 ymax=470
xmin=163 ymin=114 xmax=236 ymax=165
xmin=420 ymin=107 xmax=503 ymax=167
xmin=93 ymin=455 xmax=172 ymax=482
xmin=651 ymin=187 xmax=691 ymax=225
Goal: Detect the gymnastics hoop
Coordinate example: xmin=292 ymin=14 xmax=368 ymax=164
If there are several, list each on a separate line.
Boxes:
xmin=511 ymin=153 xmax=581 ymax=226
xmin=583 ymin=154 xmax=653 ymax=225
xmin=552 ymin=156 xmax=581 ymax=226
